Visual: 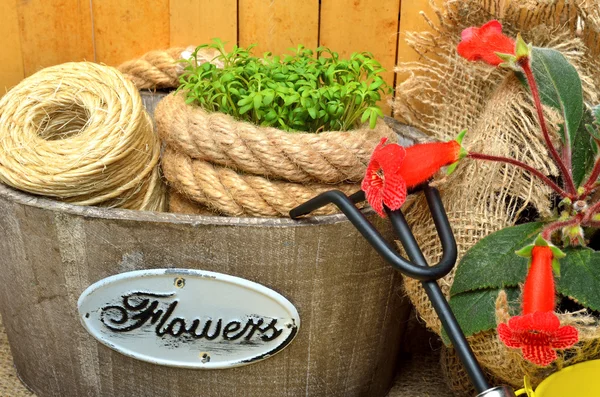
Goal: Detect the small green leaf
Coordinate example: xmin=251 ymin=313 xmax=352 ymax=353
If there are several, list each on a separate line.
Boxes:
xmin=360 ymin=108 xmax=370 ymax=124
xmin=369 ymin=108 xmax=378 ymax=129
xmin=369 ymin=78 xmax=384 ymax=91
xmin=531 ymin=47 xmax=583 ymax=142
xmin=557 ymin=247 xmax=600 ymax=312
xmin=263 ymin=93 xmax=274 ymax=106
xmin=521 ymin=48 xmax=585 ymax=183
xmin=592 ymin=104 xmax=600 ymax=124
xmin=237 ymin=96 xmax=252 ymax=107
xmin=446 ymin=161 xmax=460 ymax=176
xmin=515 ymin=34 xmax=531 ymax=59
xmin=444 ymin=288 xmax=520 ymax=344
xmin=239 ymin=104 xmax=253 ymax=115
xmin=253 ymin=94 xmax=263 ymax=110
xmin=571 ymin=109 xmax=597 ymax=186
xmin=451 ymin=222 xmax=544 ymax=295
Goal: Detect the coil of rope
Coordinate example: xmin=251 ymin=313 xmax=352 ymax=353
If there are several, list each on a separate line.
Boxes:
xmin=0 ymin=62 xmax=166 ymax=211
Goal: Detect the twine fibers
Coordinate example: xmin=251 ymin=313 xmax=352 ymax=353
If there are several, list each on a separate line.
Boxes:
xmin=156 ymin=92 xmax=397 ymax=217
xmin=394 ymin=0 xmax=600 ymax=393
xmin=0 ymin=62 xmax=166 ymax=211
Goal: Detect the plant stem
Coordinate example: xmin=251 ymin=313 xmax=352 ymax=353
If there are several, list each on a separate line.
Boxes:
xmin=541 ymin=216 xmax=582 ymax=240
xmin=468 ymin=152 xmax=573 ymax=199
xmin=581 ymin=156 xmax=600 ymax=198
xmin=582 ymin=200 xmax=600 ymax=224
xmin=520 ymin=59 xmax=577 ymax=196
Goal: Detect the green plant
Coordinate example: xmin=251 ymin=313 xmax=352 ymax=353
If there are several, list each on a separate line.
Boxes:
xmin=177 ymin=39 xmax=391 ymax=132
xmin=362 ymin=20 xmax=600 ymax=366
xmin=447 ymin=22 xmax=600 ymax=365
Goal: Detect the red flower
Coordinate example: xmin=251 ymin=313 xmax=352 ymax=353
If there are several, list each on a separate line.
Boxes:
xmin=362 ymin=138 xmax=407 ymax=217
xmin=362 ymin=138 xmax=463 ymax=217
xmin=497 ymin=245 xmax=578 ymax=366
xmin=498 ymin=311 xmax=578 ymax=366
xmin=457 ymin=20 xmax=515 ymax=66
xmin=402 ymin=140 xmax=462 ymax=188
xmin=522 ymin=246 xmax=555 ymax=314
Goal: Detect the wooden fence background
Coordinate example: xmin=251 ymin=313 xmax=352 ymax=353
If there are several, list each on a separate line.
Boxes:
xmin=0 ymin=0 xmax=437 ymax=114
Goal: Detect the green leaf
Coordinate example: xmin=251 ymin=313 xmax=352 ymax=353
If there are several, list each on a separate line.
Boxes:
xmin=443 ymin=288 xmax=520 ymax=344
xmin=450 ymin=222 xmax=543 ymax=295
xmin=360 ymin=108 xmax=371 ymax=124
xmin=557 ymin=247 xmax=600 ymax=312
xmin=263 ymin=93 xmax=274 ymax=106
xmin=253 ymin=94 xmax=263 ymax=110
xmin=526 ymin=47 xmax=585 ymax=182
xmin=571 ymin=108 xmax=597 ymax=186
xmin=369 ymin=108 xmax=378 ymax=129
xmin=592 ymin=104 xmax=600 ymax=124
xmin=239 ymin=104 xmax=253 ymax=115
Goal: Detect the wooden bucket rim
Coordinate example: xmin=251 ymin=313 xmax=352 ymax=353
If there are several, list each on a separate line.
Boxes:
xmin=0 ymin=183 xmax=363 ymax=228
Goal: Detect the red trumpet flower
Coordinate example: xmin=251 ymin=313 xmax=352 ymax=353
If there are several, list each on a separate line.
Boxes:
xmin=457 ymin=20 xmax=515 ymax=66
xmin=497 ymin=244 xmax=578 ymax=366
xmin=362 ymin=137 xmax=464 ymax=217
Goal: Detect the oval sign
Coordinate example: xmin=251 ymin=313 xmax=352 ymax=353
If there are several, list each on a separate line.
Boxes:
xmin=78 ymin=269 xmax=300 ymax=369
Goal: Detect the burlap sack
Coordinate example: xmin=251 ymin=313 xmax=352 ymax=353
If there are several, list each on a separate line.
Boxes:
xmin=155 ymin=92 xmax=398 ymax=217
xmin=394 ymin=0 xmax=600 ymax=394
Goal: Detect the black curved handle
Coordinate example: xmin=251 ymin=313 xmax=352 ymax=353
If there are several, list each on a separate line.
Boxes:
xmin=289 ymin=185 xmax=456 ymax=282
xmin=290 ymin=184 xmax=492 ymax=393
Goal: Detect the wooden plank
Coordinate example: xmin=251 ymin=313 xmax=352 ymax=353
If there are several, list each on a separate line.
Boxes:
xmin=0 ymin=0 xmax=24 ymax=94
xmin=16 ymin=0 xmax=94 ymax=76
xmin=320 ymin=0 xmax=401 ymax=114
xmin=170 ymin=0 xmax=237 ymax=50
xmin=239 ymin=0 xmax=319 ymax=55
xmin=92 ymin=0 xmax=170 ymax=67
xmin=396 ymin=0 xmax=441 ymax=85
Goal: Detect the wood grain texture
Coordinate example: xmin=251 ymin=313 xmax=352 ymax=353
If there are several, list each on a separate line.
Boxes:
xmin=320 ymin=0 xmax=401 ymax=114
xmin=0 ymin=183 xmax=410 ymax=397
xmin=15 ymin=0 xmax=94 ymax=76
xmin=0 ymin=0 xmax=24 ymax=94
xmin=92 ymin=0 xmax=170 ymax=66
xmin=238 ymin=0 xmax=319 ymax=55
xmin=396 ymin=0 xmax=440 ymax=85
xmin=170 ymin=0 xmax=237 ymax=50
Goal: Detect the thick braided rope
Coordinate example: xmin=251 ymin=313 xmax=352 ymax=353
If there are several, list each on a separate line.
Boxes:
xmin=117 ymin=47 xmax=222 ymax=90
xmin=156 ymin=93 xmax=397 ymax=184
xmin=169 ymin=190 xmax=215 ymax=215
xmin=0 ymin=62 xmax=166 ymax=211
xmin=162 ymin=147 xmax=360 ymax=217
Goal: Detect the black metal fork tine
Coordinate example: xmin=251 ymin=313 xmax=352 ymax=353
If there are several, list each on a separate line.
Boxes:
xmin=388 ymin=185 xmax=457 ymax=274
xmin=289 ymin=184 xmax=498 ymax=395
xmin=289 ymin=189 xmax=456 ymax=281
xmin=387 ymin=189 xmax=490 ymax=394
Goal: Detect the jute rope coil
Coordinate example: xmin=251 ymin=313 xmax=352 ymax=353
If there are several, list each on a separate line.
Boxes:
xmin=155 ymin=92 xmax=397 ymax=216
xmin=162 ymin=147 xmax=360 ymax=217
xmin=0 ymin=62 xmax=166 ymax=211
xmin=168 ymin=190 xmax=215 ymax=215
xmin=158 ymin=92 xmax=393 ymax=184
xmin=117 ymin=47 xmax=222 ymax=90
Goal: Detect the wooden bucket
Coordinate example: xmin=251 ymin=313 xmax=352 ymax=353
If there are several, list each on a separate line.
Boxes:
xmin=0 ymin=183 xmax=410 ymax=397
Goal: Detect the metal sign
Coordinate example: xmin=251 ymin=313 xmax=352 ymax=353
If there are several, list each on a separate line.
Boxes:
xmin=78 ymin=269 xmax=300 ymax=369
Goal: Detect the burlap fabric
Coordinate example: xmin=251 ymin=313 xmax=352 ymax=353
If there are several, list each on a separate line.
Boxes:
xmin=0 ymin=317 xmax=34 ymax=396
xmin=156 ymin=92 xmax=398 ymax=217
xmin=394 ymin=0 xmax=600 ymax=394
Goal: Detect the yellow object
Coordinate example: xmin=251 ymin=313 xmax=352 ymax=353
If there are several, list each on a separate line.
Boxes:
xmin=515 ymin=360 xmax=600 ymax=396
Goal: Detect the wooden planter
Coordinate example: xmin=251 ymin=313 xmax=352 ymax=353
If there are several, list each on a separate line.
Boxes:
xmin=0 ymin=183 xmax=411 ymax=397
